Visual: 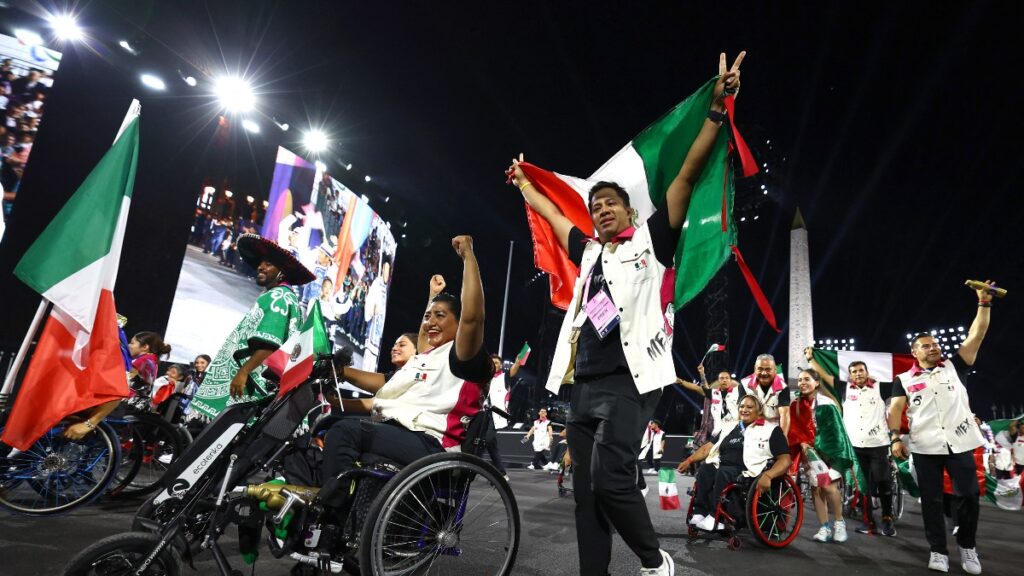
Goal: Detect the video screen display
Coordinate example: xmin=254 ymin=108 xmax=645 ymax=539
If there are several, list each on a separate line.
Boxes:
xmin=164 ymin=147 xmax=396 ymax=372
xmin=0 ymin=33 xmax=62 ymax=242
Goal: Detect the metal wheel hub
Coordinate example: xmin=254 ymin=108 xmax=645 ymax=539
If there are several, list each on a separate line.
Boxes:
xmin=435 ymin=529 xmax=459 ymax=548
xmin=41 ymin=454 xmax=69 ymax=473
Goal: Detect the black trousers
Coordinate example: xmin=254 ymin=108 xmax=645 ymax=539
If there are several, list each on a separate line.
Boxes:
xmin=913 ymin=450 xmax=979 ymax=554
xmin=692 ymin=463 xmax=743 ymax=517
xmin=322 ymin=419 xmax=443 ymax=481
xmin=567 ymin=371 xmax=662 ymax=574
xmin=853 ymin=445 xmax=892 ymax=523
xmin=531 ymin=450 xmax=549 ymax=468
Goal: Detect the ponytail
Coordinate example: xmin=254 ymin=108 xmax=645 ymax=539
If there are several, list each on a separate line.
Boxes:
xmin=133 ymin=331 xmax=172 ymax=358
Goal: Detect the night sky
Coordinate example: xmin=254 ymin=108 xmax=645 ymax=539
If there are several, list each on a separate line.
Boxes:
xmin=1 ymin=1 xmax=1021 ymax=428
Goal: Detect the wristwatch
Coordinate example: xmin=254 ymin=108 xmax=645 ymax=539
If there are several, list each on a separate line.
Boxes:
xmin=707 ymin=109 xmax=728 ymax=123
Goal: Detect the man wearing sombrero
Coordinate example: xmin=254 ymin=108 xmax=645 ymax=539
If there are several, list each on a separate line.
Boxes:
xmin=189 ymin=234 xmax=315 ymax=421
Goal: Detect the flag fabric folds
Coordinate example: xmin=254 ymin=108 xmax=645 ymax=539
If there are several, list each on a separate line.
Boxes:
xmin=264 ymin=300 xmax=332 ymax=398
xmin=812 ymin=403 xmax=868 ymax=491
xmin=516 ymin=342 xmax=531 ymax=365
xmin=810 ymin=348 xmax=915 ymax=399
xmin=519 ymin=77 xmax=761 ymax=314
xmin=2 ymin=101 xmax=140 ymax=451
xmin=658 ymin=468 xmax=681 ymax=510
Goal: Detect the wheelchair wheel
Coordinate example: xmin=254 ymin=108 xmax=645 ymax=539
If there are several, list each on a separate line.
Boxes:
xmin=114 ymin=414 xmax=183 ymax=496
xmin=108 ymin=420 xmax=145 ymax=495
xmin=746 ymin=473 xmax=803 ymax=548
xmin=684 ymin=483 xmax=699 ymax=539
xmin=890 ymin=465 xmax=905 ymax=520
xmin=0 ymin=421 xmax=120 ymax=515
xmin=359 ymin=452 xmax=519 ymax=576
xmin=62 ymin=531 xmax=182 ymax=576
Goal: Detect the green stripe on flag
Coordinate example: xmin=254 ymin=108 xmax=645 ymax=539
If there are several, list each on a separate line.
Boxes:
xmin=14 ymin=117 xmax=140 ymax=294
xmin=658 ymin=468 xmax=675 ymax=484
xmin=811 ymin=348 xmax=843 ymax=400
xmin=632 ymin=78 xmax=735 ymax=310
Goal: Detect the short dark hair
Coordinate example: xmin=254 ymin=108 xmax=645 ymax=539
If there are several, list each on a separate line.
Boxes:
xmin=588 ymin=181 xmax=630 ymax=210
xmin=847 ymin=360 xmax=868 ymax=372
xmin=910 ymin=332 xmax=933 ymax=348
xmin=430 ymin=292 xmax=461 ymax=320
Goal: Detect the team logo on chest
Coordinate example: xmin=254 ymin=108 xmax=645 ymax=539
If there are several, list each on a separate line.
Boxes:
xmin=634 ymin=257 xmax=648 ymax=272
xmin=414 ymin=372 xmax=429 ymax=381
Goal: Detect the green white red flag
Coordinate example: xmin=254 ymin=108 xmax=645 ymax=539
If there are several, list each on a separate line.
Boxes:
xmin=658 ymin=468 xmax=681 ymax=510
xmin=264 ymin=299 xmax=332 ymax=397
xmin=515 ymin=342 xmax=531 ymax=365
xmin=517 ymin=78 xmax=775 ymax=328
xmin=2 ymin=101 xmax=140 ymax=451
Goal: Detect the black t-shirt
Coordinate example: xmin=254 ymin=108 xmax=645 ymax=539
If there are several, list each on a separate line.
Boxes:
xmin=717 ymin=424 xmax=790 ymax=469
xmin=837 ymin=380 xmax=892 ymax=402
xmin=891 ymin=354 xmax=969 ymax=397
xmin=567 ymin=205 xmax=680 ymax=379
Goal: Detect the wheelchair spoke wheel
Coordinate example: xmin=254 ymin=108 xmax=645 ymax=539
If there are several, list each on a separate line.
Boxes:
xmin=747 ymin=474 xmax=803 ymax=548
xmin=116 ymin=414 xmax=183 ymax=496
xmin=61 ymin=531 xmax=182 ymax=576
xmin=0 ymin=421 xmax=120 ymax=515
xmin=360 ymin=452 xmax=519 ymax=576
xmin=891 ymin=468 xmax=905 ymax=520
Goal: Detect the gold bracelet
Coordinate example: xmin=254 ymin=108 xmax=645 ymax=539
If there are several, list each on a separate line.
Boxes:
xmin=518 ymin=181 xmax=532 ymax=191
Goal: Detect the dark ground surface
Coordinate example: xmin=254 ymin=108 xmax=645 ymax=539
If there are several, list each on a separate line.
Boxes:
xmin=1 ymin=467 xmax=1020 ymax=576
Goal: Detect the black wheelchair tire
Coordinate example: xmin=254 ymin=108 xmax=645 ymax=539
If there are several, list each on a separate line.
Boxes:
xmin=61 ymin=531 xmax=182 ymax=576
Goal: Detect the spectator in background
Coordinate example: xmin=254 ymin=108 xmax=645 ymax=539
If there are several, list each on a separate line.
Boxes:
xmin=524 ymin=408 xmax=555 ymax=471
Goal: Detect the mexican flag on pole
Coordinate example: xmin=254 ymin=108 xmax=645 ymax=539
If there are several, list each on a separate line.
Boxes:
xmin=2 ymin=101 xmax=140 ymax=451
xmin=658 ymin=468 xmax=681 ymax=510
xmin=515 ymin=342 xmax=531 ymax=365
xmin=264 ymin=299 xmax=332 ymax=397
xmin=810 ymin=348 xmax=916 ymax=398
xmin=517 ymin=78 xmax=773 ymax=326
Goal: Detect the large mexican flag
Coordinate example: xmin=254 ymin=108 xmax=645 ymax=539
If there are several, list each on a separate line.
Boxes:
xmin=2 ymin=101 xmax=140 ymax=450
xmin=518 ymin=78 xmax=766 ymax=320
xmin=810 ymin=348 xmax=916 ymax=398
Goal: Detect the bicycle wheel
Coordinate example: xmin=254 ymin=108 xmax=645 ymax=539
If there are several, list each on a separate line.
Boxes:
xmin=62 ymin=531 xmax=182 ymax=576
xmin=747 ymin=473 xmax=803 ymax=548
xmin=359 ymin=452 xmax=519 ymax=576
xmin=0 ymin=421 xmax=120 ymax=515
xmin=117 ymin=413 xmax=183 ymax=497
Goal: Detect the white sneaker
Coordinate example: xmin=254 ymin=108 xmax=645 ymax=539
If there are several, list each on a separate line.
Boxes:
xmin=689 ymin=514 xmax=706 ymax=526
xmin=644 ymin=468 xmax=657 ymax=475
xmin=697 ymin=515 xmax=720 ymax=531
xmin=639 ymin=549 xmax=674 ymax=576
xmin=812 ymin=524 xmax=832 ymax=542
xmin=545 ymin=462 xmax=560 ymax=471
xmin=832 ymin=520 xmax=848 ymax=543
xmin=527 ymin=464 xmax=535 ymax=470
xmin=928 ymin=552 xmax=949 ymax=573
xmin=959 ymin=548 xmax=982 ymax=575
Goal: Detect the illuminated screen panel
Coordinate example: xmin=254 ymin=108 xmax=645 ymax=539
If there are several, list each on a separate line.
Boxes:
xmin=0 ymin=33 xmax=62 ymax=242
xmin=164 ymin=147 xmax=396 ymax=373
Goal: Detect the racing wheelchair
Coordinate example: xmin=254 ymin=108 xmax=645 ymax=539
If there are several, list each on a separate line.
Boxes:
xmin=684 ymin=464 xmax=804 ymax=550
xmin=61 ymin=352 xmax=520 ymax=576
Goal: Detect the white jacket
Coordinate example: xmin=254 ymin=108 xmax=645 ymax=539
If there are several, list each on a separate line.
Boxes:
xmin=545 ymin=224 xmax=675 ymax=395
xmin=897 ymin=360 xmax=984 ymax=456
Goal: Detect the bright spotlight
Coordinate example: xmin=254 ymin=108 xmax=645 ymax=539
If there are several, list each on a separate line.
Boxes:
xmin=262 ymin=200 xmax=269 ymax=208
xmin=364 ymin=175 xmax=372 ymax=183
xmin=184 ymin=76 xmax=197 ymax=87
xmin=224 ymin=190 xmax=233 ymax=198
xmin=119 ymin=40 xmax=138 ymax=55
xmin=13 ymin=29 xmax=44 ymax=47
xmin=314 ymin=161 xmax=327 ymax=173
xmin=241 ymin=119 xmax=260 ymax=134
xmin=213 ymin=76 xmax=255 ymax=113
xmin=303 ymin=129 xmax=329 ymax=153
xmin=140 ymin=74 xmax=166 ymax=91
xmin=245 ymin=195 xmax=255 ymax=204
xmin=346 ymin=163 xmax=352 ymax=171
xmin=203 ymin=186 xmax=215 ymax=195
xmin=49 ymin=14 xmax=83 ymax=42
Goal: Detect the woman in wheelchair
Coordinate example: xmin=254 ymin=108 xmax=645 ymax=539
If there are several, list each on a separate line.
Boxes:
xmin=319 ymin=235 xmax=495 ymax=499
xmin=677 ymin=395 xmax=792 ymax=532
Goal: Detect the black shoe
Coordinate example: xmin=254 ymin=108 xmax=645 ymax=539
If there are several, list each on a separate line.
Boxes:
xmin=880 ymin=516 xmax=897 ymax=537
xmin=855 ymin=523 xmax=876 ymax=535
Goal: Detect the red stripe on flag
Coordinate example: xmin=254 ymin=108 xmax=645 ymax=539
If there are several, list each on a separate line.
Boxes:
xmin=892 ymin=354 xmax=916 ymax=376
xmin=730 ymin=245 xmax=780 ymax=333
xmin=277 ymin=354 xmax=315 ymax=398
xmin=518 ymin=163 xmax=592 ymax=310
xmin=1 ymin=290 xmax=129 ymax=451
xmin=723 ymin=95 xmax=759 ymax=178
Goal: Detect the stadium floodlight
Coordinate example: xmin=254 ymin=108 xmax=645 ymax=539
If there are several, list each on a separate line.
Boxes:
xmin=245 ymin=195 xmax=254 ymax=204
xmin=14 ymin=29 xmax=44 ymax=46
xmin=203 ymin=186 xmax=215 ymax=195
xmin=224 ymin=190 xmax=233 ymax=198
xmin=140 ymin=74 xmax=166 ymax=91
xmin=119 ymin=40 xmax=138 ymax=54
xmin=364 ymin=175 xmax=372 ymax=183
xmin=213 ymin=76 xmax=255 ymax=113
xmin=184 ymin=76 xmax=198 ymax=87
xmin=241 ymin=119 xmax=260 ymax=134
xmin=262 ymin=200 xmax=269 ymax=208
xmin=49 ymin=14 xmax=83 ymax=42
xmin=303 ymin=129 xmax=329 ymax=153
xmin=346 ymin=163 xmax=352 ymax=171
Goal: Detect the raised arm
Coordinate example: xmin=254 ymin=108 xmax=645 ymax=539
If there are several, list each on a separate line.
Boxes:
xmin=665 ymin=51 xmax=745 ymax=228
xmin=804 ymin=346 xmax=835 ymax=387
xmin=958 ymin=280 xmax=994 ymax=366
xmin=452 ymin=235 xmax=485 ymax=361
xmin=418 ymin=275 xmax=447 ymax=352
xmin=508 ymin=154 xmax=575 ymax=253
xmin=677 ymin=377 xmax=706 ymax=396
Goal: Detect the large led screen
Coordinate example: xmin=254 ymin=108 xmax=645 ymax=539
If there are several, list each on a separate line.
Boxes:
xmin=164 ymin=147 xmax=397 ymax=373
xmin=0 ymin=33 xmax=62 ymax=242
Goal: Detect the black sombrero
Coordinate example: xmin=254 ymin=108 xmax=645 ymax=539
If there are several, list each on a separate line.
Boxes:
xmin=236 ymin=234 xmax=316 ymax=285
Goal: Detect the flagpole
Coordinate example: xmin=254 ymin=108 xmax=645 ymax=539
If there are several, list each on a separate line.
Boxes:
xmin=0 ymin=298 xmax=50 ymax=400
xmin=498 ymin=241 xmax=514 ymax=358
